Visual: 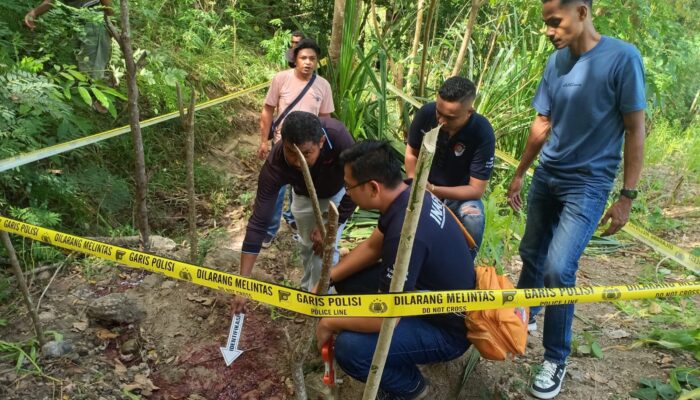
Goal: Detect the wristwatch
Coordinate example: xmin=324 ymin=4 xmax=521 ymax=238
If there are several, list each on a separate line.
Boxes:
xmin=619 ymin=188 xmax=638 ymax=200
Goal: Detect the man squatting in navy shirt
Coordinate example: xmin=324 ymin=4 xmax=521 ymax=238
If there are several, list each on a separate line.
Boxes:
xmin=231 ymin=111 xmax=355 ymax=313
xmin=405 ymin=76 xmax=495 ymax=259
xmin=316 ymin=140 xmax=475 ymax=399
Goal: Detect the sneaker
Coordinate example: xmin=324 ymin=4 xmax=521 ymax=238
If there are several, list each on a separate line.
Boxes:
xmin=261 ymin=235 xmax=274 ymax=249
xmin=530 ymin=360 xmax=566 ymax=399
xmin=375 ymin=379 xmax=429 ymax=400
xmin=528 ymin=316 xmax=538 ymax=333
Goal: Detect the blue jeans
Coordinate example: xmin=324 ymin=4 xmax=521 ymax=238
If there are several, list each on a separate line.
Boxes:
xmin=333 ymin=264 xmax=469 ymax=399
xmin=266 ymin=186 xmax=295 ymax=238
xmin=517 ymin=167 xmax=610 ymax=364
xmin=444 ymin=198 xmax=485 ymax=260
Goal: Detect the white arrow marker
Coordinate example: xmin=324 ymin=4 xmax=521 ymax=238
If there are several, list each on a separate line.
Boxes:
xmin=220 ymin=313 xmax=246 ymax=366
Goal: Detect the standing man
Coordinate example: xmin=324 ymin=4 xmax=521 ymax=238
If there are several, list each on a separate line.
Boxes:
xmin=285 ymin=30 xmax=305 ymax=68
xmin=258 ymin=38 xmax=335 ymax=247
xmin=232 ymin=111 xmax=355 ymax=313
xmin=405 ymin=76 xmax=495 ymax=259
xmin=506 ymin=1 xmax=646 ymax=398
xmin=316 ymin=140 xmax=474 ymax=399
xmin=25 ymin=0 xmax=112 ymax=82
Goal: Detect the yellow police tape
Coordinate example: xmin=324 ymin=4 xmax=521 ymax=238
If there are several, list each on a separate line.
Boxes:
xmin=385 ymin=82 xmax=700 ymax=275
xmin=1 ymin=216 xmax=698 ymax=317
xmin=0 ymin=82 xmax=269 ymax=173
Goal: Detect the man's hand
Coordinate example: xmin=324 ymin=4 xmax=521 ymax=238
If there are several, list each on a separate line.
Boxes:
xmin=311 ymin=228 xmax=324 ymax=256
xmin=231 ymin=295 xmax=247 ymax=315
xmin=316 ymin=319 xmax=334 ymax=351
xmin=599 ymin=197 xmax=632 ymax=236
xmin=506 ymin=175 xmax=525 ymax=211
xmin=24 ymin=10 xmax=37 ymax=30
xmin=257 ymin=142 xmax=269 ymax=160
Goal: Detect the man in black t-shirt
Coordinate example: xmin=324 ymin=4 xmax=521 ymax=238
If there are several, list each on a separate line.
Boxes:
xmin=316 ymin=141 xmax=474 ymax=399
xmin=405 ymin=77 xmax=495 ymax=258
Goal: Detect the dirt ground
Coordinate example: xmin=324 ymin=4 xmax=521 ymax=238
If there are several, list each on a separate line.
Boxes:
xmin=1 ymin=119 xmax=698 ymax=400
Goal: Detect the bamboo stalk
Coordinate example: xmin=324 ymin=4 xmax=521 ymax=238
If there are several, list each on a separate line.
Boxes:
xmin=177 ymin=84 xmax=198 ymax=263
xmin=1 ymin=232 xmax=46 ymax=346
xmin=405 ymin=0 xmax=425 ymax=96
xmin=451 ymin=0 xmax=486 ymax=77
xmin=417 ymin=0 xmax=439 ymax=98
xmin=362 ymin=125 xmax=440 ymax=400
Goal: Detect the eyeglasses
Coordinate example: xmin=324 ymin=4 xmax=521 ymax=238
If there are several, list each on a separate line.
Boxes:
xmin=344 ymin=180 xmax=370 ymax=191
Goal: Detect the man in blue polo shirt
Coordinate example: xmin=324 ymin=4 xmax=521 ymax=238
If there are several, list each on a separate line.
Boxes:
xmin=316 ymin=141 xmax=474 ymax=400
xmin=506 ymin=0 xmax=646 ymax=398
xmin=405 ymin=77 xmax=495 ymax=258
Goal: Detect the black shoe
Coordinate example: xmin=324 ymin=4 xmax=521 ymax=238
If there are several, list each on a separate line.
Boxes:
xmin=530 ymin=360 xmax=566 ymax=399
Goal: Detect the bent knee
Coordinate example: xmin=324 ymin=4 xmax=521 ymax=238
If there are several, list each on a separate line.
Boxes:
xmin=460 ymin=204 xmax=482 ymax=216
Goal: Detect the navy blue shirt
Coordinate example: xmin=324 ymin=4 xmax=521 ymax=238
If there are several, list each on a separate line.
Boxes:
xmin=408 ymin=103 xmax=495 ymax=188
xmin=242 ymin=118 xmax=356 ymax=254
xmin=533 ymin=36 xmax=646 ymax=186
xmin=378 ymin=184 xmax=475 ymax=337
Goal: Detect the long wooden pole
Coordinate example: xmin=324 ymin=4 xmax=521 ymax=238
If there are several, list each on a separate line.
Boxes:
xmin=361 ymin=125 xmax=440 ymax=400
xmin=1 ymin=232 xmax=46 ymax=346
xmin=177 ymin=84 xmax=198 ymax=263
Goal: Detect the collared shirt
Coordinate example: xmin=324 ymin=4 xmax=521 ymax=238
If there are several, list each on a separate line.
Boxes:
xmin=408 ymin=103 xmax=495 ymax=188
xmin=378 ymin=184 xmax=475 ymax=338
xmin=242 ymin=117 xmax=356 ymax=254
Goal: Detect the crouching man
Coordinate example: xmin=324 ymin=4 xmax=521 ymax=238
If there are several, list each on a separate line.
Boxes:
xmin=232 ymin=111 xmax=356 ymax=313
xmin=316 ymin=141 xmax=475 ymax=399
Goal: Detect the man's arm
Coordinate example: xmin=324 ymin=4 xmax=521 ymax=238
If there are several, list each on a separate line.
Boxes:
xmin=24 ymin=0 xmax=53 ymax=30
xmin=258 ymin=104 xmax=275 ymax=160
xmin=329 ymin=227 xmax=384 ymax=284
xmin=404 ymin=144 xmax=419 ymax=178
xmin=429 ymin=177 xmax=487 ymax=200
xmin=316 ymin=316 xmax=384 ymax=350
xmin=506 ymin=114 xmax=551 ymax=211
xmin=600 ymin=110 xmax=645 ymax=235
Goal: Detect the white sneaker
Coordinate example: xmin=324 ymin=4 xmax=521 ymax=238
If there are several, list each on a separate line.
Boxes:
xmin=530 ymin=360 xmax=566 ymax=399
xmin=528 ymin=316 xmax=538 ymax=333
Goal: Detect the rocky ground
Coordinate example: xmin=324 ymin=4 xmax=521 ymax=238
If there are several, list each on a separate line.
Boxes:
xmin=1 ymin=120 xmax=698 ymax=399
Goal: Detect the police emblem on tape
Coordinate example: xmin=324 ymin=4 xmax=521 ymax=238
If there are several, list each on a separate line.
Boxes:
xmin=369 ymin=299 xmax=388 ymax=314
xmin=602 ymin=288 xmax=621 ymax=300
xmin=179 ymin=269 xmax=193 ymax=282
xmin=502 ymin=290 xmax=517 ymax=305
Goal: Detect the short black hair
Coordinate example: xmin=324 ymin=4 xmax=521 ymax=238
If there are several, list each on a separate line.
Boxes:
xmin=291 ymin=30 xmax=305 ymax=39
xmin=437 ymin=76 xmax=477 ymax=103
xmin=281 ymin=111 xmax=324 ymax=144
xmin=293 ymin=38 xmax=321 ymax=59
xmin=340 ymin=141 xmax=402 ymax=189
xmin=542 ymin=0 xmax=592 ymax=7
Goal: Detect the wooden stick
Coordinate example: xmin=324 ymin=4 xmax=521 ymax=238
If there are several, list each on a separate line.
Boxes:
xmin=361 ymin=125 xmax=440 ymax=400
xmin=1 ymin=232 xmax=46 ymax=346
xmin=177 ymin=83 xmax=198 ymax=263
xmin=292 ymin=144 xmax=326 ymax=237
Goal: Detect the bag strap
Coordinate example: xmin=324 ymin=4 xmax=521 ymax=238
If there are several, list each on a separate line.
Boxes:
xmin=270 ymin=73 xmax=317 ymax=136
xmin=442 ymin=203 xmax=477 ymax=250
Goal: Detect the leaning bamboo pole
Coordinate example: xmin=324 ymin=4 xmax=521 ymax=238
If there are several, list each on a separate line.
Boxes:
xmin=362 ymin=125 xmax=440 ymax=400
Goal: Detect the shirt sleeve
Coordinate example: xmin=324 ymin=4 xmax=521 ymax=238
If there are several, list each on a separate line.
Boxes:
xmin=242 ymin=158 xmax=286 ymax=254
xmin=264 ymin=72 xmax=283 ymax=108
xmin=318 ymin=79 xmax=335 ymax=114
xmin=469 ymin=120 xmax=496 ymax=181
xmin=616 ymin=47 xmax=646 ymax=113
xmin=532 ymin=55 xmax=554 ymax=116
xmin=407 ymin=104 xmax=433 ymax=149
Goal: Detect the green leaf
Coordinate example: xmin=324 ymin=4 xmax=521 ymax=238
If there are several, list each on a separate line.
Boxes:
xmin=630 ymin=387 xmax=658 ymax=400
xmin=640 ymin=378 xmax=663 ymax=388
xmin=91 ymin=87 xmax=109 ymax=108
xmin=656 ymin=383 xmax=677 ymax=400
xmin=577 ymin=344 xmax=591 ymax=355
xmin=591 ymin=341 xmax=604 ymax=359
xmin=679 ymin=388 xmax=700 ymax=400
xmin=59 ymin=72 xmax=75 ymax=81
xmin=77 ymin=86 xmax=92 ymax=106
xmin=107 ymin=101 xmax=117 ymax=119
xmin=63 ymin=84 xmax=72 ymax=100
xmin=97 ymin=86 xmax=127 ymax=100
xmin=67 ymin=69 xmax=87 ymax=82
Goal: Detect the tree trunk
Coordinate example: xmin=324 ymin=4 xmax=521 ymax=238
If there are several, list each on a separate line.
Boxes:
xmin=405 ymin=0 xmax=425 ymax=96
xmin=361 ymin=125 xmax=440 ymax=400
xmin=451 ymin=0 xmax=485 ymax=77
xmin=177 ymin=84 xmax=198 ymax=263
xmin=329 ymin=0 xmax=346 ymax=67
xmin=105 ymin=0 xmax=150 ymax=250
xmin=417 ymin=0 xmax=439 ymax=98
xmin=1 ymin=232 xmax=46 ymax=346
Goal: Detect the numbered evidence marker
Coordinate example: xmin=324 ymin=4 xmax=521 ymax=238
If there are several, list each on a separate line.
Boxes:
xmin=220 ymin=313 xmax=246 ymax=366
